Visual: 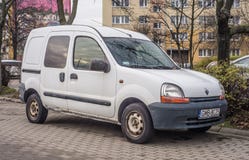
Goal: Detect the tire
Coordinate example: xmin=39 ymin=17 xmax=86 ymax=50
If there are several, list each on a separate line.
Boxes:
xmin=121 ymin=103 xmax=154 ymax=144
xmin=189 ymin=126 xmax=211 ymax=133
xmin=26 ymin=93 xmax=48 ymax=124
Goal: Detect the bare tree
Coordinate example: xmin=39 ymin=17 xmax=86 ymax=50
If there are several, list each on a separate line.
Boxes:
xmin=6 ymin=1 xmax=40 ymax=59
xmin=57 ymin=0 xmax=78 ymax=24
xmin=151 ymin=0 xmax=210 ymax=68
xmin=216 ymin=0 xmax=249 ymax=62
xmin=0 ymin=0 xmax=14 ymax=90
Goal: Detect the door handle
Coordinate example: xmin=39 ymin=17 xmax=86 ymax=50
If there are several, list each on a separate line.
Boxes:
xmin=59 ymin=72 xmax=65 ymax=82
xmin=70 ymin=73 xmax=78 ymax=80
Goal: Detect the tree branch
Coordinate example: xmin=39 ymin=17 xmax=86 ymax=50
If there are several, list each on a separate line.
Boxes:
xmin=230 ymin=25 xmax=249 ymax=36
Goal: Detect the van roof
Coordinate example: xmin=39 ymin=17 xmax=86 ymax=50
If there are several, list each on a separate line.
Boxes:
xmin=30 ymin=25 xmax=151 ymax=41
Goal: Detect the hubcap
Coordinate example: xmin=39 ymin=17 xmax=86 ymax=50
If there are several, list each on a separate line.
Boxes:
xmin=30 ymin=100 xmax=39 ymax=118
xmin=126 ymin=112 xmax=144 ymax=137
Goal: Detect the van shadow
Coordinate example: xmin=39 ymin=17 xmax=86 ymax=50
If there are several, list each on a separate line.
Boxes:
xmin=45 ymin=112 xmax=231 ymax=145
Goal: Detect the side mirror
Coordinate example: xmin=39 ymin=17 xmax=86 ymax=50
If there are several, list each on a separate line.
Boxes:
xmin=90 ymin=59 xmax=110 ymax=73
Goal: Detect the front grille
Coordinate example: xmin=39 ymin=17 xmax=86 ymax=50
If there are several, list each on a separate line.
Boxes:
xmin=186 ymin=117 xmax=222 ymax=126
xmin=190 ymin=96 xmax=220 ymax=102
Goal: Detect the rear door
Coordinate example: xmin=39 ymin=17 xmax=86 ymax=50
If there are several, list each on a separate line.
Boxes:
xmin=40 ymin=32 xmax=72 ymax=110
xmin=67 ymin=32 xmax=116 ymax=118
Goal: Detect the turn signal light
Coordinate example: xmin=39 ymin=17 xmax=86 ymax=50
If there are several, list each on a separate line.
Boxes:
xmin=161 ymin=96 xmax=190 ymax=104
xmin=220 ymin=95 xmax=225 ymax=100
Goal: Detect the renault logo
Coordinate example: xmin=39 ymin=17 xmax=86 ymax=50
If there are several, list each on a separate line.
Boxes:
xmin=205 ymin=88 xmax=209 ymax=95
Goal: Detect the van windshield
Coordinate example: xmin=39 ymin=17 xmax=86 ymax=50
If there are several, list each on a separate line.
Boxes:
xmin=104 ymin=37 xmax=178 ymax=69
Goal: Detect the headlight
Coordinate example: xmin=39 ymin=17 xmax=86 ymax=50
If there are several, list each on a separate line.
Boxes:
xmin=161 ymin=83 xmax=189 ymax=103
xmin=219 ymin=82 xmax=225 ymax=100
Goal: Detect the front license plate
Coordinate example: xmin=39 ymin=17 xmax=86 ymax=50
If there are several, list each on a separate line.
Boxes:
xmin=198 ymin=108 xmax=220 ymax=119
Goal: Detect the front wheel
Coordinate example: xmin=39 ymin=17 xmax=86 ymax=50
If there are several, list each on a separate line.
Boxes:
xmin=121 ymin=103 xmax=154 ymax=144
xmin=26 ymin=93 xmax=48 ymax=124
xmin=189 ymin=126 xmax=211 ymax=133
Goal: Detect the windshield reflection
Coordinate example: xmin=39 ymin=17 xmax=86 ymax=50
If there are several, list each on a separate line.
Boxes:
xmin=104 ymin=38 xmax=178 ymax=69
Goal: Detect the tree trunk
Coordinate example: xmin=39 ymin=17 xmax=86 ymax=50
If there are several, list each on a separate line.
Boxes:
xmin=67 ymin=0 xmax=78 ymax=24
xmin=216 ymin=0 xmax=233 ymax=63
xmin=57 ymin=0 xmax=78 ymax=25
xmin=12 ymin=0 xmax=18 ymax=60
xmin=0 ymin=0 xmax=7 ymax=91
xmin=188 ymin=0 xmax=195 ymax=69
xmin=217 ymin=12 xmax=231 ymax=62
xmin=217 ymin=33 xmax=231 ymax=62
xmin=57 ymin=0 xmax=66 ymax=25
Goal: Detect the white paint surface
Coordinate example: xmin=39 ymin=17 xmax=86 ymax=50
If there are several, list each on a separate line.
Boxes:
xmin=73 ymin=0 xmax=103 ymax=25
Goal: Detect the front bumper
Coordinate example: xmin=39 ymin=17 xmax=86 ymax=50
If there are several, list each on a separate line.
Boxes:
xmin=148 ymin=99 xmax=227 ymax=130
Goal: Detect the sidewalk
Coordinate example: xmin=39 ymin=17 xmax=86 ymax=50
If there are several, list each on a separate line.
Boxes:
xmin=1 ymin=96 xmax=249 ymax=139
xmin=210 ymin=126 xmax=249 ymax=140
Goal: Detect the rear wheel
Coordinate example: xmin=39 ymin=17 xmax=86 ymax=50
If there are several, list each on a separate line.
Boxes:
xmin=189 ymin=126 xmax=211 ymax=133
xmin=121 ymin=103 xmax=154 ymax=144
xmin=26 ymin=93 xmax=48 ymax=124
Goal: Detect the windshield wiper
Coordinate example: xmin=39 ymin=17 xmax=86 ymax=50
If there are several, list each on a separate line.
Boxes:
xmin=151 ymin=66 xmax=174 ymax=69
xmin=128 ymin=65 xmax=154 ymax=69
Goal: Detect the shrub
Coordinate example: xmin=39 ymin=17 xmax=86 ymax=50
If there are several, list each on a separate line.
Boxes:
xmin=194 ymin=56 xmax=217 ymax=69
xmin=0 ymin=86 xmax=16 ymax=95
xmin=199 ymin=64 xmax=249 ymax=116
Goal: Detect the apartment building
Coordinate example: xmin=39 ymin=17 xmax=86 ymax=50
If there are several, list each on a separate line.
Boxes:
xmin=102 ymin=0 xmax=249 ymax=64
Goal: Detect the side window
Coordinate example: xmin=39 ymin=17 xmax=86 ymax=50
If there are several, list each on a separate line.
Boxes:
xmin=25 ymin=36 xmax=44 ymax=65
xmin=44 ymin=36 xmax=70 ymax=68
xmin=73 ymin=37 xmax=106 ymax=70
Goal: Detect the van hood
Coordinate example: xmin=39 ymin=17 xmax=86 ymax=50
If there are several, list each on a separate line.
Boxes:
xmin=140 ymin=68 xmax=222 ymax=98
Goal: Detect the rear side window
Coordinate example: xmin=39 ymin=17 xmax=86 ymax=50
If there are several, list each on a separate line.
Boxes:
xmin=73 ymin=37 xmax=106 ymax=70
xmin=25 ymin=36 xmax=44 ymax=65
xmin=44 ymin=36 xmax=70 ymax=68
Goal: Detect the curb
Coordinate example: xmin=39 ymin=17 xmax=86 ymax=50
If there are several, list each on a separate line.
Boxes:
xmin=0 ymin=97 xmax=23 ymax=103
xmin=210 ymin=126 xmax=249 ymax=139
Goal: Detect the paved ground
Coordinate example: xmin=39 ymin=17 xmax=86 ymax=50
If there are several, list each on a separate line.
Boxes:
xmin=0 ymin=101 xmax=249 ymax=160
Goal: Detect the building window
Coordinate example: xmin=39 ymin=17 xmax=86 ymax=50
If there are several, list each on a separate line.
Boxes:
xmin=229 ymin=16 xmax=240 ymax=25
xmin=199 ymin=49 xmax=214 ymax=57
xmin=171 ymin=0 xmax=188 ymax=8
xmin=199 ymin=16 xmax=215 ymax=26
xmin=233 ymin=0 xmax=240 ymax=8
xmin=172 ymin=32 xmax=188 ymax=41
xmin=230 ymin=49 xmax=240 ymax=56
xmin=171 ymin=16 xmax=188 ymax=25
xmin=139 ymin=16 xmax=149 ymax=24
xmin=199 ymin=32 xmax=215 ymax=41
xmin=112 ymin=16 xmax=129 ymax=24
xmin=140 ymin=0 xmax=148 ymax=7
xmin=153 ymin=5 xmax=161 ymax=12
xmin=112 ymin=0 xmax=129 ymax=7
xmin=198 ymin=0 xmax=215 ymax=8
xmin=153 ymin=22 xmax=161 ymax=29
xmin=231 ymin=34 xmax=240 ymax=41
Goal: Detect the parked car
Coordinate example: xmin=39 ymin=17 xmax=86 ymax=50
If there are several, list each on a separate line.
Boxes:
xmin=20 ymin=25 xmax=227 ymax=143
xmin=206 ymin=55 xmax=249 ymax=69
xmin=232 ymin=55 xmax=249 ymax=68
xmin=1 ymin=60 xmax=22 ymax=86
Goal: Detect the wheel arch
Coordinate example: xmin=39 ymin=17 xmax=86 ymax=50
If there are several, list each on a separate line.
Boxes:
xmin=24 ymin=89 xmax=39 ymax=103
xmin=118 ymin=97 xmax=152 ymax=124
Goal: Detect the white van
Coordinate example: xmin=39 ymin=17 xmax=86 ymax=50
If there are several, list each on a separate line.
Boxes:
xmin=20 ymin=25 xmax=227 ymax=143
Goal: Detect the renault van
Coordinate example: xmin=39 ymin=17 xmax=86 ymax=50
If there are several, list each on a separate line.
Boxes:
xmin=20 ymin=25 xmax=227 ymax=143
